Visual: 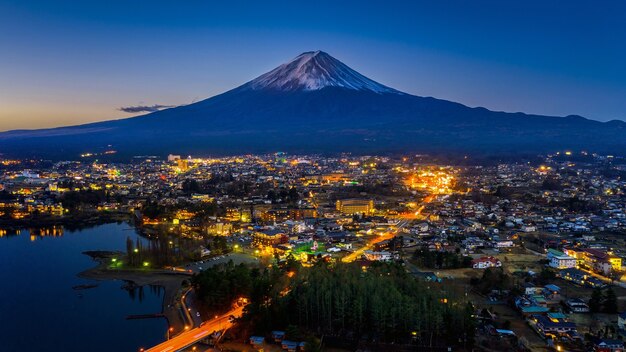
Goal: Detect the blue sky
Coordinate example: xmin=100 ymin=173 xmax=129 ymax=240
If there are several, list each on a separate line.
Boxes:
xmin=1 ymin=0 xmax=625 ymax=130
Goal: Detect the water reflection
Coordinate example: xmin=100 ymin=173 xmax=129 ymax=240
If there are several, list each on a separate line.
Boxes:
xmin=0 ymin=223 xmax=166 ymax=352
xmin=125 ymin=283 xmax=164 ymax=302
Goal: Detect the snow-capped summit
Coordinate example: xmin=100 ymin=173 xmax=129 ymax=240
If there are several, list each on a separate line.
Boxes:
xmin=244 ymin=50 xmax=402 ymax=94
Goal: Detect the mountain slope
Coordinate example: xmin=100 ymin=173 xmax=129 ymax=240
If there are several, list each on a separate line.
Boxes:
xmin=242 ymin=50 xmax=401 ymax=93
xmin=0 ymin=51 xmax=624 ymax=158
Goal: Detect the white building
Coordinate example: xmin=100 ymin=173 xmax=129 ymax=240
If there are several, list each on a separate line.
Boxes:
xmin=471 ymin=256 xmax=502 ymax=269
xmin=549 ymin=254 xmax=577 ymax=269
xmin=167 ymin=154 xmax=181 ymax=162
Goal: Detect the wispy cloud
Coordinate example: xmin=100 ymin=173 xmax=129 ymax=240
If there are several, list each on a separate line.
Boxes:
xmin=118 ymin=104 xmax=175 ymax=114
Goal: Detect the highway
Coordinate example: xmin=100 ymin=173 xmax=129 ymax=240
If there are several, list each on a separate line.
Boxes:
xmin=145 ymin=305 xmax=245 ymax=352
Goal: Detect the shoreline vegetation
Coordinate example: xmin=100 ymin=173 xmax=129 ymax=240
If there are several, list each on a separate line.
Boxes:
xmin=0 ymin=211 xmax=130 ymax=231
xmin=79 ymin=250 xmax=190 ymax=335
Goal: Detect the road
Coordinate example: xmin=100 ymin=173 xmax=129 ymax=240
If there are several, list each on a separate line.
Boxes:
xmin=342 ymin=219 xmax=409 ymax=262
xmin=145 ymin=305 xmax=245 ymax=352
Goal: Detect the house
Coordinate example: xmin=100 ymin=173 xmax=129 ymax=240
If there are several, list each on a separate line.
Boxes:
xmin=566 ymin=298 xmax=590 ymax=313
xmin=250 ymin=336 xmax=265 ymax=346
xmin=592 ymin=338 xmax=624 ymax=352
xmin=271 ymin=330 xmax=286 ymax=343
xmin=281 ymin=340 xmax=299 ymax=352
xmin=531 ymin=314 xmax=577 ymax=338
xmin=493 ymin=239 xmax=514 ymax=248
xmin=558 ymin=268 xmax=581 ymax=284
xmin=522 ymin=282 xmax=539 ymax=295
xmin=520 ymin=305 xmax=550 ymax=316
xmin=472 ymin=256 xmax=502 ymax=269
xmin=542 ymin=284 xmax=561 ymax=301
xmin=529 ymin=294 xmax=548 ymax=307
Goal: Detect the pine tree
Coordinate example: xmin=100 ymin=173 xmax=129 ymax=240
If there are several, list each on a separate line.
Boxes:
xmin=604 ymin=287 xmax=618 ymax=313
xmin=589 ymin=288 xmax=603 ymax=313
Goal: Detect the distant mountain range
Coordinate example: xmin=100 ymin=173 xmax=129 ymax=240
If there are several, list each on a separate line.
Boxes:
xmin=1 ymin=50 xmax=624 ymax=159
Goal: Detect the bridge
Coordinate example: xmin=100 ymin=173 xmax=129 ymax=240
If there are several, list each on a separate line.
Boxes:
xmin=144 ymin=304 xmax=245 ymax=352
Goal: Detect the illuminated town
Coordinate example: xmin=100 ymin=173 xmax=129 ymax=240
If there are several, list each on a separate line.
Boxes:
xmin=1 ymin=151 xmax=626 ymax=351
xmin=2 ymin=3 xmax=626 ymax=350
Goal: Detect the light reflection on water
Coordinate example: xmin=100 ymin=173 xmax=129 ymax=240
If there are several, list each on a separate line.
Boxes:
xmin=0 ymin=222 xmax=166 ymax=352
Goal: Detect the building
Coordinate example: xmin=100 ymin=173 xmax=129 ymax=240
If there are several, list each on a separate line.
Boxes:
xmin=558 ymin=267 xmax=587 ymax=285
xmin=566 ymin=298 xmax=590 ymax=313
xmin=167 ymin=154 xmax=181 ymax=162
xmin=363 ymin=250 xmax=393 ymax=261
xmin=336 ymin=199 xmax=374 ymax=215
xmin=471 ymin=256 xmax=502 ymax=269
xmin=493 ymin=239 xmax=514 ymax=248
xmin=207 ymin=222 xmax=232 ymax=236
xmin=253 ymin=229 xmax=288 ymax=247
xmin=557 ymin=267 xmax=606 ymax=288
xmin=531 ymin=314 xmax=577 ymax=338
xmin=542 ymin=284 xmax=562 ymax=301
xmin=176 ymin=159 xmax=189 ymax=172
xmin=564 ymin=248 xmax=622 ymax=275
xmin=592 ymin=338 xmax=624 ymax=352
xmin=547 ymin=250 xmax=577 ymax=269
xmin=522 ymin=282 xmax=539 ymax=295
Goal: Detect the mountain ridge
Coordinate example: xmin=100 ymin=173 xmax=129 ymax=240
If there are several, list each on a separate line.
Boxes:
xmin=0 ymin=51 xmax=624 ymax=158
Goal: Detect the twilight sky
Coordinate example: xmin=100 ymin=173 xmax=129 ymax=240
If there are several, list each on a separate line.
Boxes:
xmin=1 ymin=0 xmax=625 ymax=131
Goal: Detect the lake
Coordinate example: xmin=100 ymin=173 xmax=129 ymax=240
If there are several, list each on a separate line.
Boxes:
xmin=0 ymin=222 xmax=166 ymax=352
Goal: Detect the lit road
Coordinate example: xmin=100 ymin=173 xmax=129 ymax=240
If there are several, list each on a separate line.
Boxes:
xmin=145 ymin=305 xmax=245 ymax=352
xmin=342 ymin=192 xmax=438 ymax=263
xmin=342 ymin=219 xmax=409 ymax=263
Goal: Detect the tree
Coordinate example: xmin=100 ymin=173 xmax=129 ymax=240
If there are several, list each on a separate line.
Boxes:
xmin=181 ymin=179 xmax=200 ymax=194
xmin=589 ymin=288 xmax=603 ymax=313
xmin=603 ymin=287 xmax=618 ymax=313
xmin=304 ymin=336 xmax=322 ymax=352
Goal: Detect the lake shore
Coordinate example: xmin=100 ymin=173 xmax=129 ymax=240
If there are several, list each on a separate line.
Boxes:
xmin=78 ymin=255 xmax=192 ymax=338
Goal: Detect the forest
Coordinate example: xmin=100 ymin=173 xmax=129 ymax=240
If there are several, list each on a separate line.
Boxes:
xmin=192 ymin=259 xmax=475 ymax=348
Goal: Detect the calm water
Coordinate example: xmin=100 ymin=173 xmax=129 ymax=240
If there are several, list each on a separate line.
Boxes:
xmin=0 ymin=222 xmax=167 ymax=352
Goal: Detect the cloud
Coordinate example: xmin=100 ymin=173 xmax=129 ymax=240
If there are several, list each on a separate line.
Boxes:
xmin=118 ymin=104 xmax=175 ymax=114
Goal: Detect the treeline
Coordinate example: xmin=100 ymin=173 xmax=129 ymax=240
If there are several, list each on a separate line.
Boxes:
xmin=125 ymin=235 xmax=207 ymax=267
xmin=470 ymin=267 xmax=518 ymax=295
xmin=413 ymin=248 xmax=472 ymax=269
xmin=141 ymin=199 xmax=219 ymax=220
xmin=192 ymin=260 xmax=475 ymax=347
xmin=547 ymin=197 xmax=602 ymax=213
xmin=192 ymin=261 xmax=257 ymax=312
xmin=589 ymin=287 xmax=618 ymax=313
xmin=58 ymin=190 xmax=107 ymax=210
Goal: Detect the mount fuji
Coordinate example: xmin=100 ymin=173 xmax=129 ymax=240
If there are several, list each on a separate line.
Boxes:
xmin=1 ymin=50 xmax=625 ymax=159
